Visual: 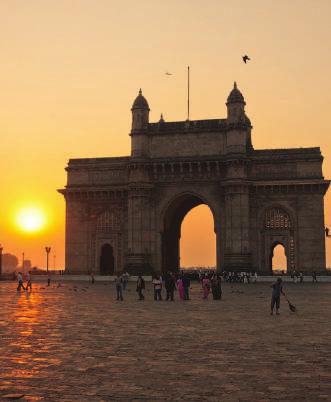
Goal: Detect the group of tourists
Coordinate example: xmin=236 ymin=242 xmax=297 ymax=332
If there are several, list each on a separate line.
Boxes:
xmin=112 ymin=271 xmax=223 ymax=302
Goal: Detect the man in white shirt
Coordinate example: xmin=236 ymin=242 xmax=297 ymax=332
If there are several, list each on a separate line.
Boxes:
xmin=152 ymin=275 xmax=162 ymax=301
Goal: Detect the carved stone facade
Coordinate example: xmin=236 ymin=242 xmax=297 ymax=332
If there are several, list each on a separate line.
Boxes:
xmin=59 ymin=83 xmax=330 ymax=274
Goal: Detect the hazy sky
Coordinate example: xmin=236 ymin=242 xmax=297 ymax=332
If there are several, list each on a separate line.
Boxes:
xmin=0 ymin=0 xmax=330 ymax=269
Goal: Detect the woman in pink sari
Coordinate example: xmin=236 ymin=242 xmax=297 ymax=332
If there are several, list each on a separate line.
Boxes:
xmin=202 ymin=275 xmax=211 ymax=299
xmin=177 ymin=276 xmax=185 ymax=300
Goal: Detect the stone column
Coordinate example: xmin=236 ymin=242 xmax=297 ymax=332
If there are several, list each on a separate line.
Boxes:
xmin=223 ymin=182 xmax=251 ymax=271
xmin=126 ymin=184 xmax=154 ymax=274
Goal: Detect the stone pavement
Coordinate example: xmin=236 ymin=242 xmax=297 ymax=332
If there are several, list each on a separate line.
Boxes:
xmin=0 ymin=281 xmax=330 ymax=401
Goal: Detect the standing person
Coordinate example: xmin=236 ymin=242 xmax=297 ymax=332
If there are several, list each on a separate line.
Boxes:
xmin=254 ymin=272 xmax=258 ymax=283
xmin=211 ymin=275 xmax=222 ymax=300
xmin=270 ymin=278 xmax=285 ymax=315
xmin=90 ymin=272 xmax=95 ymax=284
xmin=122 ymin=271 xmax=130 ymax=291
xmin=202 ymin=275 xmax=211 ymax=299
xmin=152 ymin=275 xmax=162 ymax=301
xmin=115 ymin=273 xmax=123 ymax=301
xmin=17 ymin=272 xmax=25 ymax=291
xmin=47 ymin=276 xmax=51 ymax=286
xmin=26 ymin=271 xmax=32 ymax=291
xmin=182 ymin=274 xmax=191 ymax=300
xmin=177 ymin=276 xmax=185 ymax=300
xmin=165 ymin=272 xmax=176 ymax=301
xmin=312 ymin=271 xmax=317 ymax=283
xmin=136 ymin=273 xmax=145 ymax=300
xmin=299 ymin=272 xmax=303 ymax=283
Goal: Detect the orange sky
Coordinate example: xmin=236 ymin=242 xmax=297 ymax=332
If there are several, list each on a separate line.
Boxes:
xmin=0 ymin=0 xmax=330 ymax=269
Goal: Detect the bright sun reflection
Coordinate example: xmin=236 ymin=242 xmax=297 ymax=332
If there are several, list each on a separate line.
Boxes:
xmin=16 ymin=207 xmax=46 ymax=233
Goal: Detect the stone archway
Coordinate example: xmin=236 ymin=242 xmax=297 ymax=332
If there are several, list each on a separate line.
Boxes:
xmin=161 ymin=193 xmax=218 ymax=273
xmin=270 ymin=242 xmax=288 ymax=274
xmin=100 ymin=243 xmax=115 ymax=275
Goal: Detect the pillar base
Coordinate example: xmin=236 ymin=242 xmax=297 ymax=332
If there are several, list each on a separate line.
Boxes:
xmin=223 ymin=253 xmax=252 ymax=272
xmin=125 ymin=253 xmax=154 ymax=275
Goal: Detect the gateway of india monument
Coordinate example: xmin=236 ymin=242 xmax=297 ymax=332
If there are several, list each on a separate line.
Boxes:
xmin=59 ymin=83 xmax=330 ymax=275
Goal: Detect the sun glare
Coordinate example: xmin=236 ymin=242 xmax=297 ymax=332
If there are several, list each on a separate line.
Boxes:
xmin=16 ymin=207 xmax=46 ymax=233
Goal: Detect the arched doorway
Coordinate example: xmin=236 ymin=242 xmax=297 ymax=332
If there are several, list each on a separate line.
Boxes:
xmin=271 ymin=243 xmax=287 ymax=274
xmin=100 ymin=243 xmax=115 ymax=275
xmin=180 ymin=205 xmax=216 ymax=269
xmin=161 ymin=193 xmax=218 ymax=272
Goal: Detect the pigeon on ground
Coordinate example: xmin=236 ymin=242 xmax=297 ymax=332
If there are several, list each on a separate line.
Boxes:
xmin=242 ymin=55 xmax=250 ymax=64
xmin=165 ymin=72 xmax=172 ymax=75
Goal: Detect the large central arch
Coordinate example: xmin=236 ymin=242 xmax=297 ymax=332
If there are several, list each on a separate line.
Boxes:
xmin=161 ymin=193 xmax=218 ymax=273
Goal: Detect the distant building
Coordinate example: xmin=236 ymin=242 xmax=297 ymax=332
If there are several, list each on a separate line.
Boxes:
xmin=59 ymin=83 xmax=330 ymax=275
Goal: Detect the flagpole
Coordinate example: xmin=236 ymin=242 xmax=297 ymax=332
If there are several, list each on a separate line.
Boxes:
xmin=187 ymin=65 xmax=190 ymax=121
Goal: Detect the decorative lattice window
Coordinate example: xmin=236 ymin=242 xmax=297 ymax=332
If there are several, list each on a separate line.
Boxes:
xmin=97 ymin=211 xmax=120 ymax=231
xmin=265 ymin=208 xmax=291 ymax=229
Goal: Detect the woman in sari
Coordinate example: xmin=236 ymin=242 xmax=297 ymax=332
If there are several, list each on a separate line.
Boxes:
xmin=177 ymin=276 xmax=185 ymax=300
xmin=202 ymin=275 xmax=211 ymax=299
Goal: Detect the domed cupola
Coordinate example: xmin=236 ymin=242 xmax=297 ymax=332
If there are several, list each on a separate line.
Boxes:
xmin=226 ymin=82 xmax=248 ymax=124
xmin=131 ymin=89 xmax=150 ymax=131
xmin=132 ymin=88 xmax=150 ymax=111
xmin=226 ymin=81 xmax=245 ymax=105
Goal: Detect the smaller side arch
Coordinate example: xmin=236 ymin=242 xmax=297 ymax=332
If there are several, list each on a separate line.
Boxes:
xmin=99 ymin=243 xmax=115 ymax=275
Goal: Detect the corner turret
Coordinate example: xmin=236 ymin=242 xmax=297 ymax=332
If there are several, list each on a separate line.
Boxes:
xmin=131 ymin=89 xmax=150 ymax=131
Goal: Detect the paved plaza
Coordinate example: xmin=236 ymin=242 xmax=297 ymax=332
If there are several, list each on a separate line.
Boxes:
xmin=0 ymin=280 xmax=330 ymax=401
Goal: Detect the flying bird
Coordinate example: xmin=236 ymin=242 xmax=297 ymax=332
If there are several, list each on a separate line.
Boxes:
xmin=242 ymin=55 xmax=250 ymax=64
xmin=165 ymin=72 xmax=173 ymax=76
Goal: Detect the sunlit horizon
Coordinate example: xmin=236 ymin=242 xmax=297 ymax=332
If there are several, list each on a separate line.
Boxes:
xmin=0 ymin=1 xmax=330 ymax=269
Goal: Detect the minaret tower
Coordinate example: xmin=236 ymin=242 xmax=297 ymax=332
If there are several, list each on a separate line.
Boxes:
xmin=130 ymin=89 xmax=150 ymax=157
xmin=226 ymin=82 xmax=252 ymax=152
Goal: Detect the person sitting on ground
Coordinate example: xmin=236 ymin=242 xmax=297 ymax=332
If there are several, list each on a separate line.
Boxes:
xmin=270 ymin=278 xmax=285 ymax=315
xmin=136 ymin=273 xmax=145 ymax=300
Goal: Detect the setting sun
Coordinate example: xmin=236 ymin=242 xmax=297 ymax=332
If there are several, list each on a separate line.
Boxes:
xmin=16 ymin=207 xmax=46 ymax=233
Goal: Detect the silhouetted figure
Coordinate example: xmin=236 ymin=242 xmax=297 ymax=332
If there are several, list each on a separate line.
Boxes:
xmin=17 ymin=272 xmax=25 ymax=291
xmin=115 ymin=274 xmax=123 ymax=301
xmin=211 ymin=275 xmax=222 ymax=300
xmin=47 ymin=276 xmax=51 ymax=286
xmin=91 ymin=272 xmax=95 ymax=284
xmin=312 ymin=271 xmax=317 ymax=283
xmin=242 ymin=55 xmax=250 ymax=63
xmin=165 ymin=273 xmax=176 ymax=301
xmin=325 ymin=227 xmax=330 ymax=237
xmin=270 ymin=278 xmax=285 ymax=315
xmin=182 ymin=274 xmax=190 ymax=300
xmin=26 ymin=271 xmax=32 ymax=291
xmin=136 ymin=274 xmax=145 ymax=300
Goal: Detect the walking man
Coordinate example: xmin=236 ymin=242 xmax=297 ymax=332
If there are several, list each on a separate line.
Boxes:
xmin=270 ymin=278 xmax=285 ymax=315
xmin=115 ymin=273 xmax=123 ymax=301
xmin=136 ymin=273 xmax=145 ymax=300
xmin=26 ymin=271 xmax=32 ymax=291
xmin=17 ymin=272 xmax=25 ymax=291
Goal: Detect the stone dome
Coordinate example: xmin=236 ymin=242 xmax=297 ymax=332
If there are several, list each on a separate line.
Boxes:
xmin=131 ymin=89 xmax=150 ymax=110
xmin=227 ymin=82 xmax=245 ymax=104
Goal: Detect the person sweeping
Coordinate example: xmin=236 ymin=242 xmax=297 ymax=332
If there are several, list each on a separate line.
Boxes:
xmin=270 ymin=278 xmax=285 ymax=315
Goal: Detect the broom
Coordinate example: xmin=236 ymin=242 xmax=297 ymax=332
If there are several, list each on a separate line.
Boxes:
xmin=285 ymin=296 xmax=297 ymax=312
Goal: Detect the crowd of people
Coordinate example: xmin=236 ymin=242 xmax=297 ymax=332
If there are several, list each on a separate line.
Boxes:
xmin=111 ymin=271 xmax=223 ymax=302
